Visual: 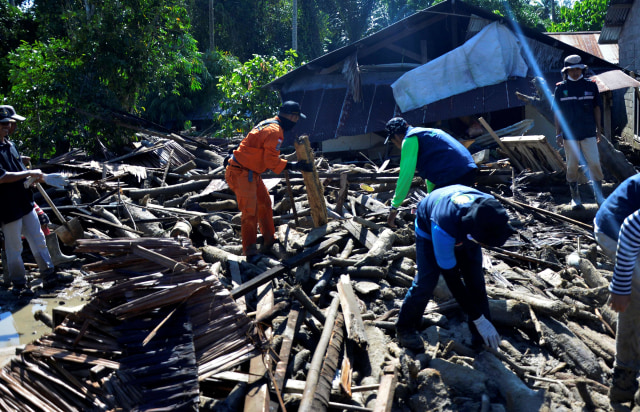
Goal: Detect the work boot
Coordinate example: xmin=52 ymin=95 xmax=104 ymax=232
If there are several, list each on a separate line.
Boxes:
xmin=46 ymin=233 xmax=76 ymax=266
xmin=610 ymin=366 xmax=638 ymax=405
xmin=396 ymin=328 xmax=425 ymax=352
xmin=592 ymin=180 xmax=606 ymax=207
xmin=11 ymin=282 xmax=34 ymax=298
xmin=42 ymin=268 xmax=73 ymax=289
xmin=569 ymin=182 xmax=584 ymax=210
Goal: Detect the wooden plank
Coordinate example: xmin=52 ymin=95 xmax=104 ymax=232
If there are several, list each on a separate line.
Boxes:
xmin=501 ymin=135 xmax=566 ymax=173
xmin=274 ymin=304 xmax=303 ymax=393
xmin=228 ymin=254 xmax=246 ymax=312
xmin=294 ymin=135 xmax=328 ymax=227
xmin=478 ymin=117 xmax=525 ymax=171
xmin=337 ymin=275 xmax=368 ymax=348
xmin=373 ymin=366 xmax=398 ymax=412
xmin=131 ymin=245 xmax=190 ymax=273
xmin=244 ymin=282 xmax=274 ymax=412
xmin=230 ymin=236 xmax=342 ymax=299
xmin=342 ymin=219 xmax=378 ymax=250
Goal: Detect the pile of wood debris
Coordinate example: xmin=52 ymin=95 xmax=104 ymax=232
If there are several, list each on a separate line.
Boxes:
xmin=0 ymin=128 xmax=636 ymax=412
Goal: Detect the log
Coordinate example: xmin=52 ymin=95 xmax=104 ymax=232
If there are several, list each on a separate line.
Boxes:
xmin=289 ymin=284 xmax=327 ymax=325
xmin=125 ymin=179 xmax=210 ymax=200
xmin=343 ymin=219 xmax=378 ymax=250
xmin=299 ymin=296 xmax=341 ymax=412
xmin=354 ymin=228 xmax=396 ymax=267
xmin=538 ymin=316 xmax=603 ymax=381
xmin=473 ymin=351 xmax=545 ymax=412
xmin=310 ymin=313 xmax=346 ymax=412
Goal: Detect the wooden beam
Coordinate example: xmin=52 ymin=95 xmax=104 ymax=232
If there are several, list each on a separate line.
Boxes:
xmin=373 ymin=366 xmax=398 ymax=412
xmin=244 ymin=282 xmax=274 ymax=412
xmin=230 ymin=236 xmax=342 ymax=299
xmin=478 ymin=117 xmax=525 ymax=171
xmin=343 ymin=219 xmax=378 ymax=250
xmin=274 ymin=304 xmax=303 ymax=394
xmin=337 ymin=275 xmax=368 ymax=348
xmin=294 ymin=135 xmax=328 ymax=227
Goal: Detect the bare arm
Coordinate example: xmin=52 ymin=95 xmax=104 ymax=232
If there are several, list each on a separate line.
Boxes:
xmin=0 ymin=169 xmax=44 ymax=185
xmin=594 ymin=106 xmax=602 ymax=143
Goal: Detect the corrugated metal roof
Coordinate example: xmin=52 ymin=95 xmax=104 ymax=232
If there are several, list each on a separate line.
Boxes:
xmin=273 ymin=0 xmax=627 ymax=145
xmin=600 ymin=0 xmax=635 ymax=44
xmin=545 ymin=32 xmax=618 ymax=64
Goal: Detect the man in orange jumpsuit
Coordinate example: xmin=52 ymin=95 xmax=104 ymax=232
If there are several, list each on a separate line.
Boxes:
xmin=225 ymin=101 xmax=312 ymax=257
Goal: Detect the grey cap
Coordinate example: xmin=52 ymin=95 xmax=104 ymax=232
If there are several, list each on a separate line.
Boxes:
xmin=562 ymin=55 xmax=587 ymax=72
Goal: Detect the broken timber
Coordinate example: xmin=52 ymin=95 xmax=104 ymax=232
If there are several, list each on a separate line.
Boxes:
xmin=230 ymin=236 xmax=342 ymax=299
xmin=294 ymin=135 xmax=328 ymax=227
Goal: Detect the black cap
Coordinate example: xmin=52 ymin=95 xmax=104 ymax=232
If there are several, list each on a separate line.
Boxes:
xmin=0 ymin=105 xmax=25 ymax=121
xmin=384 ymin=117 xmax=408 ymax=144
xmin=0 ymin=107 xmax=16 ymax=123
xmin=279 ymin=101 xmax=306 ymax=119
xmin=462 ymin=197 xmax=515 ymax=247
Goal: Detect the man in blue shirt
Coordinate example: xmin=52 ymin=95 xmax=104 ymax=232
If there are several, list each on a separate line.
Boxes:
xmin=395 ymin=185 xmax=515 ymax=351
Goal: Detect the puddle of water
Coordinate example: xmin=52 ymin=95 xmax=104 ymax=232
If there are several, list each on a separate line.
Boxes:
xmin=0 ymin=311 xmax=20 ymax=347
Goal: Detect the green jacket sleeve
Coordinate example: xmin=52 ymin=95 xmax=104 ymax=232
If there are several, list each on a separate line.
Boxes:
xmin=391 ymin=136 xmax=419 ymax=208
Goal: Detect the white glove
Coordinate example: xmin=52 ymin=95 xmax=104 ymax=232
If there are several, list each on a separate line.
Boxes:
xmin=43 ymin=173 xmax=69 ymax=189
xmin=472 ymin=315 xmax=500 ymax=350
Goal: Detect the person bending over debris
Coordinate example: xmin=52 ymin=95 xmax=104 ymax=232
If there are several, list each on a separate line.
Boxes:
xmin=594 ymin=174 xmax=640 ymax=408
xmin=383 ymin=117 xmax=478 ymax=228
xmin=0 ymin=107 xmax=60 ymax=296
xmin=395 ymin=185 xmax=515 ymax=352
xmin=225 ymin=101 xmax=312 ymax=258
xmin=553 ymin=54 xmax=605 ymax=210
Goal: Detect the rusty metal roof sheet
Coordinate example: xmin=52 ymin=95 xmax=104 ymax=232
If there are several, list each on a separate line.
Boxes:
xmin=546 ymin=32 xmax=618 ymax=64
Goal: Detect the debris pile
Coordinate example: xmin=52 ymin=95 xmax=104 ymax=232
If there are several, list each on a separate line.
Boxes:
xmin=0 ymin=128 xmax=635 ymax=411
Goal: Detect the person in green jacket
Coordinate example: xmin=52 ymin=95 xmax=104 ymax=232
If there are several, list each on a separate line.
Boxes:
xmin=384 ymin=117 xmax=478 ymax=227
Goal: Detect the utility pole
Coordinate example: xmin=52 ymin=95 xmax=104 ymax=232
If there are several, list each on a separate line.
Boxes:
xmin=292 ymin=0 xmax=298 ymax=51
xmin=209 ymin=0 xmax=215 ymax=51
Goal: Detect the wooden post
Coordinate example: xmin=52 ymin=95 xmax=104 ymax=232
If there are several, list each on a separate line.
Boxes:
xmin=294 ymin=135 xmax=328 ymax=227
xmin=478 ymin=117 xmax=525 ymax=171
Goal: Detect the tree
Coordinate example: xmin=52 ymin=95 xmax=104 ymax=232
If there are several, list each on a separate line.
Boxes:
xmin=546 ymin=0 xmax=608 ymax=32
xmin=3 ymin=0 xmax=204 ymax=158
xmin=215 ymin=50 xmax=299 ymax=138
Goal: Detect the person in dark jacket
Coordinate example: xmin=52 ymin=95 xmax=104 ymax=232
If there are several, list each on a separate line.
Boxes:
xmin=553 ymin=54 xmax=605 ymax=209
xmin=395 ymin=185 xmax=515 ymax=351
xmin=384 ymin=117 xmax=478 ymax=228
xmin=594 ymin=174 xmax=640 ymax=408
xmin=0 ymin=107 xmax=54 ymax=296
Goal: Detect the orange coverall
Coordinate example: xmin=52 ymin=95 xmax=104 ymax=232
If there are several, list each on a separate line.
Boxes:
xmin=225 ymin=117 xmax=288 ymax=254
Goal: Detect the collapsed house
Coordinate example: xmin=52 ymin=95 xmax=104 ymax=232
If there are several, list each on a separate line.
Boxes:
xmin=0 ymin=123 xmax=637 ymax=411
xmin=267 ymin=0 xmax=640 ymax=166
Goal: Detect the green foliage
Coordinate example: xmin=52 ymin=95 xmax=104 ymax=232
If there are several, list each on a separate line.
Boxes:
xmin=0 ymin=2 xmax=38 ymax=95
xmin=4 ymin=0 xmax=203 ymax=159
xmin=215 ymin=50 xmax=299 ymax=138
xmin=546 ymin=0 xmax=607 ymax=32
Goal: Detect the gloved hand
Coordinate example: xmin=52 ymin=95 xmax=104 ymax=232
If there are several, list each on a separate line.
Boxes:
xmin=285 ymin=160 xmax=313 ymax=172
xmin=43 ymin=173 xmax=69 ymax=189
xmin=472 ymin=315 xmax=500 ymax=350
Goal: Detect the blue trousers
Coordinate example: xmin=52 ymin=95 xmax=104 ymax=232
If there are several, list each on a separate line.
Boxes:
xmin=396 ymin=236 xmax=491 ymax=341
